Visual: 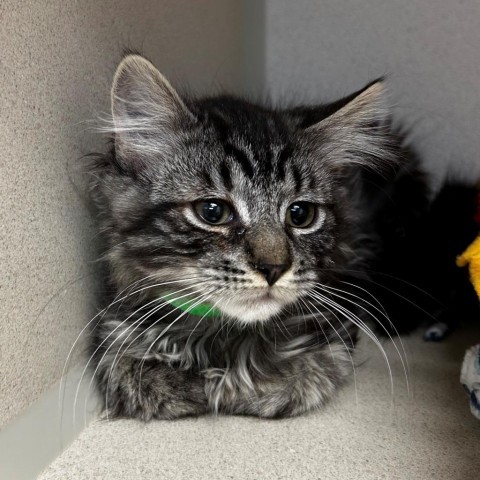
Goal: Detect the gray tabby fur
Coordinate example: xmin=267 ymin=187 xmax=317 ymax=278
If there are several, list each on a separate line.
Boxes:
xmin=88 ymin=54 xmax=410 ymax=420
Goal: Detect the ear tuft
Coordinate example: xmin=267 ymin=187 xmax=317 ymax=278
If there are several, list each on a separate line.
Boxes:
xmin=327 ymin=80 xmax=388 ymax=126
xmin=305 ymin=80 xmax=397 ymax=171
xmin=111 ymin=54 xmax=190 ymax=127
xmin=108 ymin=54 xmax=193 ymax=167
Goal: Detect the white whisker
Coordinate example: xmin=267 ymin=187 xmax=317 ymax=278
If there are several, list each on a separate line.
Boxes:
xmin=135 ymin=290 xmax=216 ymax=387
xmin=103 ymin=286 xmax=218 ymax=416
xmin=60 ymin=274 xmax=198 ymax=432
xmin=73 ymin=282 xmax=199 ymax=429
xmin=319 ymin=283 xmax=409 ymax=394
xmin=92 ymin=285 xmax=207 ymax=424
xmin=304 ymin=296 xmax=359 ymax=407
xmin=340 ymin=280 xmax=411 ymax=380
xmin=308 ymin=288 xmax=395 ymax=398
xmin=297 ymin=297 xmax=336 ymax=363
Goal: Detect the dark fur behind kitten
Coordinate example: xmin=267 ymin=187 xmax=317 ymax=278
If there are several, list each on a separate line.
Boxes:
xmin=425 ymin=184 xmax=479 ymax=323
xmin=88 ymin=54 xmax=453 ymax=420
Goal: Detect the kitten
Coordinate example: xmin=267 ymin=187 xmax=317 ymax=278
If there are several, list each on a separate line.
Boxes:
xmin=88 ymin=53 xmax=430 ymax=420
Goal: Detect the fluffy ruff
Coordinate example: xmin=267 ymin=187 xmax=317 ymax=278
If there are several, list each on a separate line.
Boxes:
xmin=92 ymin=301 xmax=357 ymax=419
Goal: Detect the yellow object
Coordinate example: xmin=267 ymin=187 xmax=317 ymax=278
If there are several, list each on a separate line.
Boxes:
xmin=457 ymin=235 xmax=480 ymax=299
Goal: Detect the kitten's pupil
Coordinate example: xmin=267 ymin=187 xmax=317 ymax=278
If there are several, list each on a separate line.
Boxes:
xmin=195 ymin=200 xmax=232 ymax=225
xmin=204 ymin=202 xmax=223 ymax=223
xmin=287 ymin=202 xmax=315 ymax=228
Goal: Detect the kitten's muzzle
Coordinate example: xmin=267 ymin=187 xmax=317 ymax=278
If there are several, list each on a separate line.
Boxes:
xmin=245 ymin=224 xmax=292 ymax=286
xmin=256 ymin=263 xmax=291 ymax=286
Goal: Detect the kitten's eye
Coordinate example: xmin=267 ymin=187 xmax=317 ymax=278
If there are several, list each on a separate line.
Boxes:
xmin=286 ymin=202 xmax=316 ymax=228
xmin=194 ymin=200 xmax=233 ymax=225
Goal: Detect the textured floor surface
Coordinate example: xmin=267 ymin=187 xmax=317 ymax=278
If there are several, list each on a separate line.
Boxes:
xmin=39 ymin=326 xmax=480 ymax=480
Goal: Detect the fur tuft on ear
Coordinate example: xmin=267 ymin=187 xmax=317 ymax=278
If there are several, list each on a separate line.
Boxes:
xmin=104 ymin=54 xmax=194 ymax=167
xmin=304 ymin=80 xmax=398 ymax=172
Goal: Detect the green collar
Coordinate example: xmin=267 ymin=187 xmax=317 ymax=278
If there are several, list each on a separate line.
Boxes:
xmin=163 ymin=295 xmax=222 ymax=318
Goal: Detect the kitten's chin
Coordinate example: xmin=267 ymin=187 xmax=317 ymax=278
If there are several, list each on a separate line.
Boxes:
xmin=219 ymin=301 xmax=283 ymax=323
xmin=218 ymin=292 xmax=294 ymax=323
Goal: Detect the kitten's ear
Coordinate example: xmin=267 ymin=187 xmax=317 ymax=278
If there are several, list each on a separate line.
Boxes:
xmin=110 ymin=54 xmax=193 ymax=168
xmin=305 ymin=80 xmax=396 ymax=171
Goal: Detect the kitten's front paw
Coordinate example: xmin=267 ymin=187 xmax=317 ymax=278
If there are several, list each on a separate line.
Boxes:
xmin=206 ymin=346 xmax=352 ymax=418
xmin=101 ymin=358 xmax=207 ymax=421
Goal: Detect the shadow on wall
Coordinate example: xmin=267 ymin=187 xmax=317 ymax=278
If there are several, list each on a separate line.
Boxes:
xmin=263 ymin=0 xmax=480 ymax=189
xmin=0 ymin=0 xmax=245 ymax=430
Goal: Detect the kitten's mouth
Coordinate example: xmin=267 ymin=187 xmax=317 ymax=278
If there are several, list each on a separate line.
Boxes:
xmin=252 ymin=289 xmax=274 ymax=301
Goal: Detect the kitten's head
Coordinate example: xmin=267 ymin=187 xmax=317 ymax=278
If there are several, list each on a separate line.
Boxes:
xmin=92 ymin=54 xmax=396 ymax=323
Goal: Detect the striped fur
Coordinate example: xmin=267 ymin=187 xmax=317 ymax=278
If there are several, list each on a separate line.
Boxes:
xmin=88 ymin=54 xmax=427 ymax=420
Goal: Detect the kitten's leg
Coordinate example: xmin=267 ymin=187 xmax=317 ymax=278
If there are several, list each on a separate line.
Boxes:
xmin=98 ymin=357 xmax=207 ymax=421
xmin=205 ymin=344 xmax=352 ymax=418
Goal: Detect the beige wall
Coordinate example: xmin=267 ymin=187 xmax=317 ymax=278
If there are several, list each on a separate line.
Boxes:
xmin=264 ymin=0 xmax=480 ymax=190
xmin=0 ymin=0 xmax=243 ymax=429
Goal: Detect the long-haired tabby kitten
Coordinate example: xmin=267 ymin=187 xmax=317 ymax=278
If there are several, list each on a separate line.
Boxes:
xmin=88 ymin=53 xmax=432 ymax=420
